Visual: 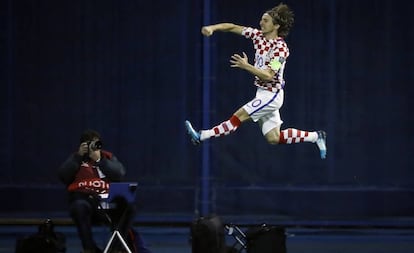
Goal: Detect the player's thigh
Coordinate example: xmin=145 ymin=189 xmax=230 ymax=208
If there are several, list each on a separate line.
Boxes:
xmin=259 ymin=110 xmax=283 ymax=136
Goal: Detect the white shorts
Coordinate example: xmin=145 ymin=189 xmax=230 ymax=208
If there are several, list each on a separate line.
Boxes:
xmin=242 ymin=88 xmax=284 ymax=135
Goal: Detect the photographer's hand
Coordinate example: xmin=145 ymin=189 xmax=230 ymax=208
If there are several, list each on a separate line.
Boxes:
xmin=78 ymin=142 xmax=89 ymax=156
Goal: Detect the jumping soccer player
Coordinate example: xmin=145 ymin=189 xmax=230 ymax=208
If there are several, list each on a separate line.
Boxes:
xmin=185 ymin=3 xmax=327 ymax=159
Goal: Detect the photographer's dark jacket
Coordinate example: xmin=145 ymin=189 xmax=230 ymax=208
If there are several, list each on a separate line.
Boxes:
xmin=58 ymin=150 xmax=126 ymax=195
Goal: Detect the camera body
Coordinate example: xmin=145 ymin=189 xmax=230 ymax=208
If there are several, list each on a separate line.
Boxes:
xmin=88 ymin=140 xmax=102 ymax=151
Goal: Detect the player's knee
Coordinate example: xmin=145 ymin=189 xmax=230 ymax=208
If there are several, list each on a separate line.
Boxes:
xmin=265 ymin=134 xmax=280 ymax=145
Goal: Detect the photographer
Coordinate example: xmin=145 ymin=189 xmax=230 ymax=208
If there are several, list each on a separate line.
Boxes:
xmin=58 ymin=129 xmax=150 ymax=253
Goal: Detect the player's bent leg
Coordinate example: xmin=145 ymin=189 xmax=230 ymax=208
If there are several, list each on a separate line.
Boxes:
xmin=278 ymin=128 xmax=327 ymax=159
xmin=184 ymin=114 xmax=243 ymax=145
xmin=264 ymin=128 xmax=281 ymax=145
xmin=233 ymin=108 xmax=251 ymax=122
xmin=195 ymin=109 xmax=249 ymax=144
xmin=200 ymin=115 xmax=242 ymax=140
xmin=279 ymin=128 xmax=318 ymax=144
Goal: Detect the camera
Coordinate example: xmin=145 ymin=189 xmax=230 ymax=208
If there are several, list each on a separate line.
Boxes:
xmin=88 ymin=140 xmax=102 ymax=151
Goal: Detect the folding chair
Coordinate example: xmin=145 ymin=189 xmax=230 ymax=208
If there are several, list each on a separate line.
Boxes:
xmin=98 ymin=182 xmax=138 ymax=253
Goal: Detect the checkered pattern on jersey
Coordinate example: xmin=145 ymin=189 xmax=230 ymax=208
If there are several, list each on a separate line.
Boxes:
xmin=242 ymin=27 xmax=289 ymax=92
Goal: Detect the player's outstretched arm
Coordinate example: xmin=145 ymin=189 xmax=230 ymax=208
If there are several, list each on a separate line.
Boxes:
xmin=201 ymin=23 xmax=244 ymax=37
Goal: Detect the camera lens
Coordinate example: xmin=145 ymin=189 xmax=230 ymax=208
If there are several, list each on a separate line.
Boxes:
xmin=94 ymin=141 xmax=102 ymax=150
xmin=89 ymin=140 xmax=102 ymax=151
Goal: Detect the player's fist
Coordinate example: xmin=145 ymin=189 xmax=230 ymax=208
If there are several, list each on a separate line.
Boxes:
xmin=201 ymin=26 xmax=214 ymax=37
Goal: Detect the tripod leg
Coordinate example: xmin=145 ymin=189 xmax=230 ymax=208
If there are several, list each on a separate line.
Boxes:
xmin=103 ymin=230 xmax=133 ymax=253
xmin=103 ymin=231 xmax=117 ymax=253
xmin=115 ymin=230 xmax=133 ymax=253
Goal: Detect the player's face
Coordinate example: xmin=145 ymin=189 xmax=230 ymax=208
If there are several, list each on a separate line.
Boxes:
xmin=260 ymin=13 xmax=278 ymax=35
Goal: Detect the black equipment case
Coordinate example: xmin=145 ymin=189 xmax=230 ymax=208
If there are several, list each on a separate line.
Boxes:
xmin=15 ymin=219 xmax=66 ymax=253
xmin=246 ymin=225 xmax=286 ymax=253
xmin=190 ymin=214 xmax=227 ymax=253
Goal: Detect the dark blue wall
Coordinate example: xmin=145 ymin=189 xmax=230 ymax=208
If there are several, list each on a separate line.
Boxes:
xmin=1 ymin=0 xmax=413 ymax=223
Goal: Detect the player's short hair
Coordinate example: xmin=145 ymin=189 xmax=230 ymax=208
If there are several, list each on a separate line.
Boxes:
xmin=266 ymin=3 xmax=294 ymax=38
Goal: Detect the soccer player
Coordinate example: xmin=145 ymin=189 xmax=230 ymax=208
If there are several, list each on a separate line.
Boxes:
xmin=185 ymin=3 xmax=327 ymax=159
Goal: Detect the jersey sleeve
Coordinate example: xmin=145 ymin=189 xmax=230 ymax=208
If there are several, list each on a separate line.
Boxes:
xmin=242 ymin=27 xmax=260 ymax=40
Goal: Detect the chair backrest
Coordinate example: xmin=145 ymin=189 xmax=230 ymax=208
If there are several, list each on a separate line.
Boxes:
xmin=107 ymin=182 xmax=138 ymax=203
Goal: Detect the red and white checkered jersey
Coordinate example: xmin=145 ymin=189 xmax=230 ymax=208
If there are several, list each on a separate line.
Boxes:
xmin=242 ymin=27 xmax=289 ymax=92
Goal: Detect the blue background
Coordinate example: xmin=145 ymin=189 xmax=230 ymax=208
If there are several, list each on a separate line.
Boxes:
xmin=1 ymin=0 xmax=413 ymax=224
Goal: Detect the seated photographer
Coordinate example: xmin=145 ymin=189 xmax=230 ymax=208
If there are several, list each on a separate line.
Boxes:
xmin=58 ymin=129 xmax=151 ymax=253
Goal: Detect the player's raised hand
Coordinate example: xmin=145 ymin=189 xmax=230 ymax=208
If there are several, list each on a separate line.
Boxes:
xmin=201 ymin=26 xmax=214 ymax=36
xmin=230 ymin=52 xmax=249 ymax=69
